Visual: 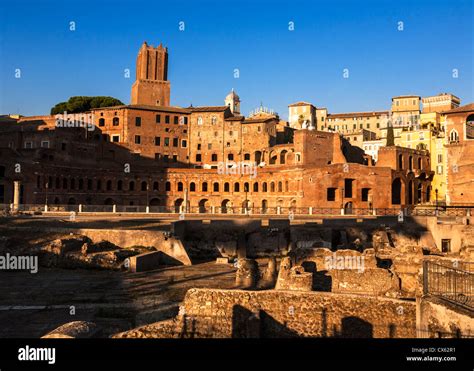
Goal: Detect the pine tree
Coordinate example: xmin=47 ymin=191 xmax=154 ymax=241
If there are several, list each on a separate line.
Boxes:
xmin=386 ymin=122 xmax=395 ymax=146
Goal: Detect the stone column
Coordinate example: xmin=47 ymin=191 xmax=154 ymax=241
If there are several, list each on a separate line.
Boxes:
xmin=13 ymin=180 xmax=21 ymax=211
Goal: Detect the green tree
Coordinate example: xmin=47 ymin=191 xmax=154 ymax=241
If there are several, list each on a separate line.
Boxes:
xmin=50 ymin=96 xmax=123 ymax=114
xmin=386 ymin=123 xmax=395 ymax=146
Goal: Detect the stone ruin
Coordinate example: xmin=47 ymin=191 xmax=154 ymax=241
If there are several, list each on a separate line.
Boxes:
xmin=275 ymin=257 xmax=313 ymax=291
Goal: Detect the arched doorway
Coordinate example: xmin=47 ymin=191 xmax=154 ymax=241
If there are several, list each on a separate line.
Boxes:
xmin=408 ymin=180 xmax=414 ymax=204
xmin=174 ymin=198 xmax=184 ymax=213
xmin=261 ymin=200 xmax=268 ymax=214
xmin=344 ymin=202 xmax=353 ymax=215
xmin=391 ymin=178 xmax=402 ymax=205
xmin=149 ymin=198 xmax=161 ymax=206
xmin=198 ymin=199 xmax=209 ymax=213
xmin=221 ymin=199 xmax=231 ymax=213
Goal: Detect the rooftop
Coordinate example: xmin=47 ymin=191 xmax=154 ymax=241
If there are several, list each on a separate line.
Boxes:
xmin=443 ymin=103 xmax=474 ymax=114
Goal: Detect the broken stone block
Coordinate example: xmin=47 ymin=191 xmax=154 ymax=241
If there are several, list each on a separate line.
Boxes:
xmin=42 ymin=321 xmax=99 ymax=338
xmin=235 ymin=258 xmax=259 ymax=289
xmin=287 ymin=266 xmax=313 ymax=291
xmin=128 ymin=251 xmax=162 ymax=272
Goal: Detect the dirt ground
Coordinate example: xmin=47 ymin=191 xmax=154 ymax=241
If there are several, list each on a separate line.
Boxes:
xmin=0 ymin=262 xmax=237 ymax=338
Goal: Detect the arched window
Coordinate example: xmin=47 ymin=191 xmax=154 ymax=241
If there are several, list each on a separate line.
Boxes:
xmin=70 ymin=179 xmax=75 ymax=190
xmin=253 ymin=182 xmax=259 ymax=192
xmin=55 ymin=177 xmax=60 ymax=189
xmin=202 ymin=182 xmax=208 ymax=192
xmin=270 ymin=182 xmax=275 ymax=192
xmin=224 ymin=182 xmax=230 ymax=192
xmin=398 ymin=154 xmax=403 ymax=170
xmin=449 ymin=129 xmax=459 ymax=143
xmin=63 ymin=178 xmax=68 ymax=189
xmin=417 ymin=157 xmax=422 ymax=170
xmin=244 ymin=182 xmax=249 ymax=192
xmin=78 ymin=179 xmax=84 ymax=190
xmin=278 ymin=181 xmax=283 ymax=192
xmin=112 ymin=117 xmax=119 ymax=126
xmin=165 ymin=181 xmax=171 ymax=191
xmin=177 ymin=182 xmax=183 ymax=192
xmin=153 ymin=181 xmax=159 ymax=191
xmin=213 ymin=182 xmax=219 ymax=192
xmin=262 ymin=182 xmax=268 ymax=192
xmin=190 ymin=182 xmax=196 ymax=192
xmin=466 ymin=114 xmax=474 ymax=140
xmin=234 ymin=183 xmax=240 ymax=192
xmin=197 ymin=116 xmax=203 ymax=126
xmin=117 ymin=180 xmax=123 ymax=191
xmin=141 ymin=181 xmax=148 ymax=191
xmin=269 ymin=151 xmax=277 ymax=165
xmin=129 ymin=181 xmax=135 ymax=191
xmin=280 ymin=150 xmax=287 ymax=164
xmin=97 ymin=180 xmax=102 ymax=191
xmin=106 ymin=180 xmax=112 ymax=191
xmin=98 ymin=118 xmax=105 ymax=127
xmin=409 ymin=156 xmax=413 ymax=171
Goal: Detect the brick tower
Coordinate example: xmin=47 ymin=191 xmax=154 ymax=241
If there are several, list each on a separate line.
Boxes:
xmin=131 ymin=42 xmax=170 ymax=106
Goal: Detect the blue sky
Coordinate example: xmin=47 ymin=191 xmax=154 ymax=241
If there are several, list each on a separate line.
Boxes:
xmin=0 ymin=0 xmax=472 ymax=119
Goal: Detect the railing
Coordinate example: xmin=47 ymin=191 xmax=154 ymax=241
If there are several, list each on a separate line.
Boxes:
xmin=423 ymin=261 xmax=474 ymax=311
xmin=1 ymin=203 xmax=473 ymax=218
xmin=408 ymin=207 xmax=470 ymax=217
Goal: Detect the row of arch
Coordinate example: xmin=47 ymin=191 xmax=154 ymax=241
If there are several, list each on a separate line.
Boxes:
xmin=36 ymin=176 xmax=294 ymax=194
xmin=391 ymin=177 xmax=431 ymax=205
xmin=397 ymin=153 xmax=429 ymax=171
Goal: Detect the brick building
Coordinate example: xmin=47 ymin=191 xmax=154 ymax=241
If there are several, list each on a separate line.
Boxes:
xmin=444 ymin=103 xmax=474 ymax=205
xmin=0 ymin=42 xmax=437 ymax=213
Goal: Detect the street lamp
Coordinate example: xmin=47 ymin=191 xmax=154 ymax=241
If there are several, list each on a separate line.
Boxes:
xmin=146 ymin=181 xmax=150 ymax=208
xmin=341 ymin=187 xmax=345 ymax=210
xmin=435 ymin=188 xmax=439 ymax=211
xmin=45 ymin=181 xmax=49 ymax=207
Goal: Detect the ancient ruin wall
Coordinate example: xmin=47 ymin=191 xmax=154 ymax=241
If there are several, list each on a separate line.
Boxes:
xmin=180 ymin=288 xmax=416 ymax=338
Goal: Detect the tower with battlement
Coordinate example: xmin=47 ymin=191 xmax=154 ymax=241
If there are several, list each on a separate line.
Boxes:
xmin=131 ymin=42 xmax=170 ymax=106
